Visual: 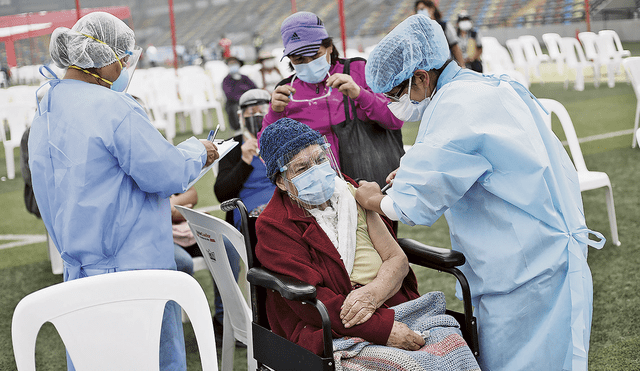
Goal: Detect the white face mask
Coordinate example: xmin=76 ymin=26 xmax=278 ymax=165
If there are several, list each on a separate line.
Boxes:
xmin=459 ymin=20 xmax=473 ymax=31
xmin=387 ymin=77 xmax=435 ymax=122
xmin=417 ymin=9 xmax=431 ymax=19
xmin=293 ymin=51 xmax=331 ymax=84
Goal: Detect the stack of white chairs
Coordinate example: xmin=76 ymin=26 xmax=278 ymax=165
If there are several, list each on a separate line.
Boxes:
xmin=559 ymin=37 xmax=599 ymax=91
xmin=1 ymin=85 xmax=38 ymax=179
xmin=178 ymin=65 xmax=226 ymax=135
xmin=542 ymin=33 xmax=565 ymax=74
xmin=506 ymin=38 xmax=532 ymax=86
xmin=578 ymin=31 xmax=621 ymax=88
xmin=129 ymin=66 xmax=229 ymax=144
xmin=518 ymin=35 xmax=550 ymax=81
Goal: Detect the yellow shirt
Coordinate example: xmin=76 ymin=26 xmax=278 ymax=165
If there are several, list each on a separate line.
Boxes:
xmin=347 ymin=184 xmax=383 ymax=286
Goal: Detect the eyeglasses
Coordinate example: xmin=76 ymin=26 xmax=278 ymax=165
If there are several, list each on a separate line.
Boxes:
xmin=383 ymin=77 xmax=411 ymax=103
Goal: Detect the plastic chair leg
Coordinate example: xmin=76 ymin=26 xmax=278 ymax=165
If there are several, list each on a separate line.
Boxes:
xmin=221 ymin=312 xmax=235 ymax=371
xmin=632 ymin=104 xmax=639 ymax=148
xmin=575 ymin=68 xmax=585 ymax=91
xmin=604 ymin=185 xmax=621 ymax=246
xmin=4 ymin=144 xmax=15 ymax=180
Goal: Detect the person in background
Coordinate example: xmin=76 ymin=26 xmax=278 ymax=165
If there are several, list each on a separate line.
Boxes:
xmin=213 ymin=88 xmax=274 ymax=346
xmin=28 ymin=12 xmax=218 ymax=371
xmin=414 ymin=0 xmax=466 ymax=68
xmin=456 ymin=11 xmax=483 ymax=73
xmin=358 ymin=14 xmax=604 ymax=371
xmin=260 ymin=11 xmax=403 ymax=173
xmin=222 ymin=56 xmax=257 ymax=131
xmin=218 ymin=34 xmax=232 ymax=59
xmin=257 ymin=51 xmax=284 ymax=93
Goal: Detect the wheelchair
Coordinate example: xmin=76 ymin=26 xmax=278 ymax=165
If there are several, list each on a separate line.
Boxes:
xmin=220 ymin=198 xmax=479 ymax=371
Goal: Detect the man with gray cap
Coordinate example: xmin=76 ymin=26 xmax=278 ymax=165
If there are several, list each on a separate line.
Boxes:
xmin=356 ymin=14 xmax=605 ymax=371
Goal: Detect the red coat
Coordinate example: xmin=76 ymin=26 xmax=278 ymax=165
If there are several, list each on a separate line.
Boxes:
xmin=255 ymin=178 xmax=420 ymax=355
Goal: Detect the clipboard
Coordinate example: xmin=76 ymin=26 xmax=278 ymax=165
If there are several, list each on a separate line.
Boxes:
xmin=187 ymin=139 xmax=238 ymax=189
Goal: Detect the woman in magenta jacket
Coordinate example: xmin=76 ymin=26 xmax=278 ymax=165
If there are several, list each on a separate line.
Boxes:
xmin=258 ymin=11 xmax=403 ymax=169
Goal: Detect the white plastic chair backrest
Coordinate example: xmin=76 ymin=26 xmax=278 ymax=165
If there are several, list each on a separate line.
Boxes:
xmin=4 ymin=103 xmax=34 ymax=146
xmin=578 ymin=32 xmax=599 ymax=61
xmin=623 ymin=57 xmax=640 ymax=97
xmin=537 ymin=98 xmax=588 ymax=173
xmin=519 ymin=35 xmax=547 ymax=63
xmin=560 ymin=37 xmax=588 ymax=67
xmin=12 ymin=269 xmax=218 ymax=371
xmin=542 ymin=33 xmax=562 ymax=60
xmin=594 ymin=32 xmax=619 ymax=62
xmin=506 ymin=39 xmax=527 ymax=66
xmin=175 ymin=206 xmax=252 ymax=341
xmin=599 ymin=30 xmax=629 ymax=57
xmin=481 ymin=37 xmax=515 ymax=72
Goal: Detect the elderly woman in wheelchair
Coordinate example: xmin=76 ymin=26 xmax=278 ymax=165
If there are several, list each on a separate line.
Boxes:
xmin=254 ymin=118 xmax=480 ymax=370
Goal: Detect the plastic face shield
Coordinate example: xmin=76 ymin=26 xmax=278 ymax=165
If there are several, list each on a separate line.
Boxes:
xmin=119 ymin=45 xmax=142 ymax=92
xmin=277 ymin=139 xmax=342 ymax=206
xmin=288 ymin=73 xmax=333 ymax=103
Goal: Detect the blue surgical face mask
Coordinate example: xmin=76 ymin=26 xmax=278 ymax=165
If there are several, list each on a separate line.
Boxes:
xmin=292 ymin=51 xmax=331 ymax=84
xmin=417 ymin=9 xmax=431 ymax=18
xmin=110 ymin=68 xmax=129 ymax=92
xmin=229 ymin=64 xmax=240 ymax=74
xmin=290 ymin=161 xmax=336 ymax=206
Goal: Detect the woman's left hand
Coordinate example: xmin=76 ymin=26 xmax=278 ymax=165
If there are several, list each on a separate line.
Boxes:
xmin=340 ymin=286 xmax=378 ymax=328
xmin=326 ymin=73 xmax=361 ymax=99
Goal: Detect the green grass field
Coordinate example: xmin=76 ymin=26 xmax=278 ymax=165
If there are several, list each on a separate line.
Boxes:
xmin=1 ymin=53 xmax=639 ymax=370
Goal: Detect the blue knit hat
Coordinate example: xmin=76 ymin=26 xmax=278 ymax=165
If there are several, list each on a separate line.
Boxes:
xmin=259 ymin=118 xmax=322 ymax=184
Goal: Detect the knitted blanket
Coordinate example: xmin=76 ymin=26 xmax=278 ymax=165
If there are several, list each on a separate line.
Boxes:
xmin=333 ymin=292 xmax=480 ymax=371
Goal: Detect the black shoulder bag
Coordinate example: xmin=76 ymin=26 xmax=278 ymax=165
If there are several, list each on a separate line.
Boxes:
xmin=331 ymin=58 xmax=405 ymax=187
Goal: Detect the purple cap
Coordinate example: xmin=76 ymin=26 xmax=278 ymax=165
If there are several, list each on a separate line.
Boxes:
xmin=280 ymin=12 xmax=329 ymax=60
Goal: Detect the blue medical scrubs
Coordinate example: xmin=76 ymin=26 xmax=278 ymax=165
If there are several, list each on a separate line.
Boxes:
xmin=388 ymin=63 xmax=604 ymax=370
xmin=29 ymin=78 xmax=207 ymax=371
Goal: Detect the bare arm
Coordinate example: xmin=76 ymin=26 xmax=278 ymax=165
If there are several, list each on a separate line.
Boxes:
xmin=451 ymin=44 xmax=466 ymax=68
xmin=170 ymin=186 xmax=198 ymax=223
xmin=340 ymin=209 xmax=409 ymax=328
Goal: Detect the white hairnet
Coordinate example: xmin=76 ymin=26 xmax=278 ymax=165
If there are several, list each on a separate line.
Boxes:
xmin=50 ymin=12 xmax=135 ymax=69
xmin=365 ymin=15 xmax=449 ymax=94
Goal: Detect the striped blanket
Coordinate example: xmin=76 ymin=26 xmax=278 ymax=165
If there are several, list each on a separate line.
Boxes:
xmin=333 ymin=292 xmax=481 ymax=371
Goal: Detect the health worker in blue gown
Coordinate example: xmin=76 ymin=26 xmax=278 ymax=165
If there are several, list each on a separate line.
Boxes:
xmin=355 ymin=15 xmax=606 ymax=371
xmin=28 ymin=12 xmax=218 ymax=371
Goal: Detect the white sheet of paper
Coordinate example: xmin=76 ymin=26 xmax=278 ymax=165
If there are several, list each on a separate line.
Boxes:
xmin=187 ymin=139 xmax=238 ymax=189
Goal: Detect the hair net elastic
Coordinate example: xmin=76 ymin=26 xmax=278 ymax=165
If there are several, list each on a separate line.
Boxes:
xmin=50 ymin=11 xmax=135 ymax=69
xmin=365 ymin=15 xmax=449 ymax=94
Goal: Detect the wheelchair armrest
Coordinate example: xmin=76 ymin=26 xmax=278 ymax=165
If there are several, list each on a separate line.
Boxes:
xmin=247 ymin=267 xmax=317 ymax=302
xmin=397 ymin=238 xmax=465 ymax=268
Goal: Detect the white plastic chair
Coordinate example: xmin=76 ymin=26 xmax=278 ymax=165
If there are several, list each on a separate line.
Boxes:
xmin=598 ymin=30 xmax=630 ymax=59
xmin=622 ymin=57 xmax=640 ymax=147
xmin=176 ymin=205 xmax=256 ymax=371
xmin=506 ymin=38 xmax=531 ymax=86
xmin=518 ymin=35 xmax=549 ymax=79
xmin=537 ymin=99 xmax=621 ymax=246
xmin=559 ymin=37 xmax=599 ymax=91
xmin=542 ymin=32 xmax=565 ymax=74
xmin=2 ymin=102 xmax=35 ymax=179
xmin=579 ymin=31 xmax=620 ymax=88
xmin=12 ymin=269 xmax=218 ymax=371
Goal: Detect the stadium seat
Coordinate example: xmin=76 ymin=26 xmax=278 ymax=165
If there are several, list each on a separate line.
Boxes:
xmin=176 ymin=205 xmax=256 ymax=371
xmin=12 ymin=270 xmax=218 ymax=371
xmin=622 ymin=57 xmax=640 ymax=148
xmin=537 ymin=99 xmax=620 ymax=246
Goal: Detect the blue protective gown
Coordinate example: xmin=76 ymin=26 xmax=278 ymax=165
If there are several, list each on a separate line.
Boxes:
xmin=387 ymin=63 xmax=604 ymax=371
xmin=29 ymin=78 xmax=207 ymax=371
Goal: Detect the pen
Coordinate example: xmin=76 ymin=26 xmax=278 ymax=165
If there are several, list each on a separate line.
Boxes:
xmin=207 ymin=124 xmax=220 ymax=142
xmin=381 ymin=182 xmax=392 ymax=194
